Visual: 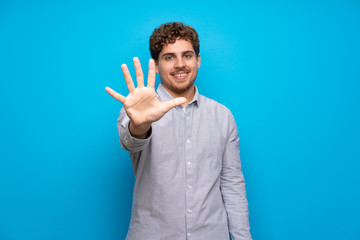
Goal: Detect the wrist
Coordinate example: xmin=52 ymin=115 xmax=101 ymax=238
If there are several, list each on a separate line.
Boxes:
xmin=129 ymin=121 xmax=151 ymax=139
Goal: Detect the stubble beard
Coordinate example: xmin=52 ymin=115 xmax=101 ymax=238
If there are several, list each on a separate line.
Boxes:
xmin=161 ymin=69 xmax=198 ymax=95
xmin=162 ymin=78 xmax=196 ymax=95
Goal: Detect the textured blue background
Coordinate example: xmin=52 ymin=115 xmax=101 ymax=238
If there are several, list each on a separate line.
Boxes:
xmin=1 ymin=0 xmax=359 ymax=239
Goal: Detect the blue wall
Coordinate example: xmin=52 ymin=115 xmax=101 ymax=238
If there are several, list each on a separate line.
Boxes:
xmin=1 ymin=0 xmax=359 ymax=239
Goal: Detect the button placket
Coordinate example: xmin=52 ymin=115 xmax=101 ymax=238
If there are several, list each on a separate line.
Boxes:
xmin=184 ymin=106 xmax=194 ymax=238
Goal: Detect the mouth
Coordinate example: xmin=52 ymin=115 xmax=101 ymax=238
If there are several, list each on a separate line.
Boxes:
xmin=171 ymin=71 xmax=190 ymax=81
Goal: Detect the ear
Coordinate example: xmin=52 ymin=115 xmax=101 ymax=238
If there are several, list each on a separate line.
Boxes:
xmin=155 ymin=61 xmax=159 ymax=73
xmin=197 ymin=54 xmax=201 ymax=69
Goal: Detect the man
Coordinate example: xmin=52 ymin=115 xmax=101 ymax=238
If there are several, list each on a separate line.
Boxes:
xmin=105 ymin=22 xmax=252 ymax=240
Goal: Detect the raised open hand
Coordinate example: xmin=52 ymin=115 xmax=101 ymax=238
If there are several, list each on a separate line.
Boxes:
xmin=105 ymin=57 xmax=186 ymax=137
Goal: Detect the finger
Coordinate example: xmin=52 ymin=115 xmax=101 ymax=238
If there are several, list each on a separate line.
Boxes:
xmin=147 ymin=59 xmax=156 ymax=88
xmin=105 ymin=87 xmax=126 ymax=103
xmin=162 ymin=97 xmax=187 ymax=112
xmin=121 ymin=64 xmax=135 ymax=93
xmin=133 ymin=57 xmax=144 ymax=88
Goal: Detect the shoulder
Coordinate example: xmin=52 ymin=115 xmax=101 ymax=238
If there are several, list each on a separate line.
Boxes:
xmin=199 ymin=94 xmax=240 ymax=141
xmin=199 ymin=94 xmax=234 ymax=118
xmin=198 ymin=94 xmax=237 ymax=131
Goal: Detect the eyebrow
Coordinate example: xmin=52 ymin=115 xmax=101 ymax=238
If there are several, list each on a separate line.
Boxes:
xmin=160 ymin=50 xmax=195 ymax=59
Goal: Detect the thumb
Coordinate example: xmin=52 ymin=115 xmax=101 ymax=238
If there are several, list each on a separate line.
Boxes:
xmin=162 ymin=97 xmax=187 ymax=112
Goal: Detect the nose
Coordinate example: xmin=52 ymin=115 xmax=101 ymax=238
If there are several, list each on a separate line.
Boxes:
xmin=174 ymin=57 xmax=185 ymax=68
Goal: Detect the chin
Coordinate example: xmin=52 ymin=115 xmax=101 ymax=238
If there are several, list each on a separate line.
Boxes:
xmin=170 ymin=82 xmax=195 ymax=94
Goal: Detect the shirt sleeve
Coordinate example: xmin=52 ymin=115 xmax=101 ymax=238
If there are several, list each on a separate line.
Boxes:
xmin=117 ymin=107 xmax=152 ymax=153
xmin=220 ymin=112 xmax=252 ymax=240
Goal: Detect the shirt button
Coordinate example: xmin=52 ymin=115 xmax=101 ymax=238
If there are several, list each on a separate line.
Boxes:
xmin=187 ymin=233 xmax=191 ymax=237
xmin=187 ymin=209 xmax=192 ymax=214
xmin=186 ymin=117 xmax=190 ymax=120
xmin=186 ymin=139 xmax=191 ymax=143
xmin=187 ymin=161 xmax=191 ymax=165
xmin=187 ymin=184 xmax=192 ymax=189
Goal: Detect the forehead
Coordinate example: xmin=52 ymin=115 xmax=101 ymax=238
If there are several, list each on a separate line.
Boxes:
xmin=160 ymin=39 xmax=195 ymax=54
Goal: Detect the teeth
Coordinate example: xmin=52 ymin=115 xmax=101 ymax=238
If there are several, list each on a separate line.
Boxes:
xmin=174 ymin=73 xmax=187 ymax=77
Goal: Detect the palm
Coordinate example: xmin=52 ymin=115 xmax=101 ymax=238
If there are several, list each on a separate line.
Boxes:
xmin=105 ymin=58 xmax=185 ymax=127
xmin=123 ymin=87 xmax=169 ymax=126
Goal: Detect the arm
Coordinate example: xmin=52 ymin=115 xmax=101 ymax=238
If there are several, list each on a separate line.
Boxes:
xmin=117 ymin=107 xmax=152 ymax=153
xmin=220 ymin=113 xmax=252 ymax=240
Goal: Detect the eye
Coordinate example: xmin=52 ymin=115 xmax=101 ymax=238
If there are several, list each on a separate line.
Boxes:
xmin=184 ymin=54 xmax=192 ymax=58
xmin=165 ymin=55 xmax=173 ymax=60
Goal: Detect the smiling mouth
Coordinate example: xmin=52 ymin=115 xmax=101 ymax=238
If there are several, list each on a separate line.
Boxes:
xmin=171 ymin=71 xmax=190 ymax=80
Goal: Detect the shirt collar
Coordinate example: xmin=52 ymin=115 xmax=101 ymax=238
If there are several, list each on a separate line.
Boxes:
xmin=156 ymin=83 xmax=200 ymax=107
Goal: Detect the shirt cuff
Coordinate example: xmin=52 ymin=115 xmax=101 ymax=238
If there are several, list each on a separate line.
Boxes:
xmin=119 ymin=117 xmax=152 ymax=152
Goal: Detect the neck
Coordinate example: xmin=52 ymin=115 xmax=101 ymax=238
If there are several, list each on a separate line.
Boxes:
xmin=163 ymin=84 xmax=195 ymax=108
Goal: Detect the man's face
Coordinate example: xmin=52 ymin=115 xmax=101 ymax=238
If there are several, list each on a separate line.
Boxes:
xmin=155 ymin=39 xmax=201 ymax=96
